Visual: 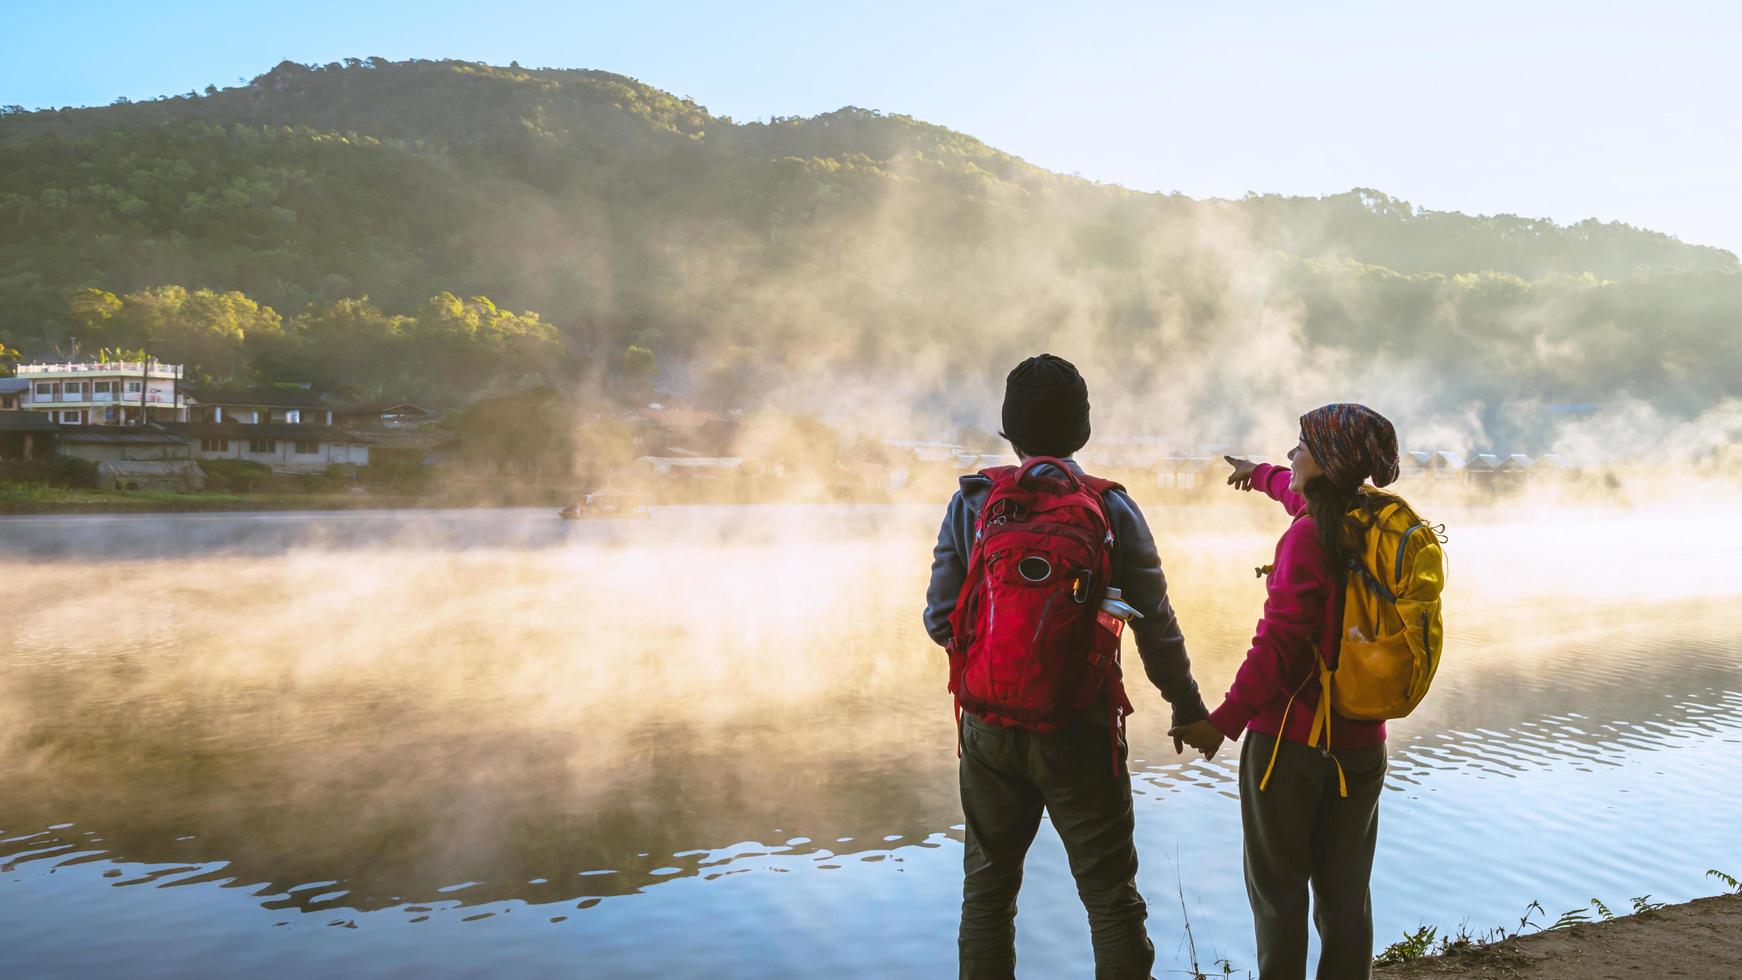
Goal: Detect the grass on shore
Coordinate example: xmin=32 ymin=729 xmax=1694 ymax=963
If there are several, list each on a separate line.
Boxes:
xmin=1373 ymin=869 xmax=1742 ymax=967
xmin=1170 ymin=868 xmax=1742 ymax=976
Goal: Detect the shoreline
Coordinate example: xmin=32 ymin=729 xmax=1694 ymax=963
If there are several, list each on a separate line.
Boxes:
xmin=0 ymin=486 xmax=931 ymax=515
xmin=0 ymin=492 xmax=446 ymax=515
xmin=1372 ymin=891 xmax=1742 ymax=978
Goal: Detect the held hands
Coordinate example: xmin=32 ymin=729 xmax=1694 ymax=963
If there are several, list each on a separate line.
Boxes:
xmin=1168 ymin=718 xmax=1226 ymax=761
xmin=1224 ymin=455 xmax=1259 ymax=491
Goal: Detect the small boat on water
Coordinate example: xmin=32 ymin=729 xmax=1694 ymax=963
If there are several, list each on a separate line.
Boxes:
xmin=559 ymin=492 xmax=651 ymax=520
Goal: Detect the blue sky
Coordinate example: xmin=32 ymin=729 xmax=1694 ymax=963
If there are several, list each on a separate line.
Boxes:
xmin=6 ymin=0 xmax=1740 ymax=254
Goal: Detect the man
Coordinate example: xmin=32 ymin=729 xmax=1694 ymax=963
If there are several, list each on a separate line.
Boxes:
xmin=924 ymin=353 xmax=1217 ymax=980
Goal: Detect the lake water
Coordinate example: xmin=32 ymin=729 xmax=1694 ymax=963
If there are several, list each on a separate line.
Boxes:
xmin=2 ymin=494 xmax=1739 ymax=978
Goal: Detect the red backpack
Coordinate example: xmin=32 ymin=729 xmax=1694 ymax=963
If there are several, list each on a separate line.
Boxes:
xmin=946 ymin=457 xmax=1133 ymax=741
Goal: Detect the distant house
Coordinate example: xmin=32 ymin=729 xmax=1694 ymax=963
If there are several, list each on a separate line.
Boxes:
xmin=173 ymin=385 xmax=369 ymax=473
xmin=0 ymin=409 xmax=61 ymax=460
xmin=336 ymin=401 xmax=438 ymax=430
xmin=170 ymin=422 xmax=370 ymax=473
xmin=635 ymin=404 xmax=737 ymax=457
xmin=182 ymin=384 xmax=334 ymax=426
xmin=13 ymin=359 xmax=186 ymax=425
xmin=0 ymin=377 xmax=28 ymax=411
xmin=332 ymin=402 xmax=450 ymax=465
xmin=54 ymin=425 xmax=205 ymax=491
xmin=56 ymin=425 xmax=195 ymax=462
xmin=1464 ymin=453 xmax=1503 ymax=486
xmin=1402 ymin=450 xmax=1467 ymax=478
xmin=1157 ymin=456 xmax=1214 ymax=491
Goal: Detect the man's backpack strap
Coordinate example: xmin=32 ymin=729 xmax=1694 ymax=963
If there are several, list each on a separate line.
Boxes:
xmin=1077 ymin=474 xmax=1124 ymax=498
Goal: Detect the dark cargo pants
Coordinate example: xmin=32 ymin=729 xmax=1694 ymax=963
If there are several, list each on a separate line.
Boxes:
xmin=1239 ymin=730 xmax=1386 ymax=980
xmin=957 ymin=710 xmax=1155 ymax=980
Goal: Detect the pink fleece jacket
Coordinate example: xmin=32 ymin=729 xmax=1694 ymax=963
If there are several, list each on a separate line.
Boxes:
xmin=1206 ymin=463 xmax=1387 ymax=747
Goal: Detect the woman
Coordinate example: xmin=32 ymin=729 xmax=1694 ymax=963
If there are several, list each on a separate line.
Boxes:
xmin=1169 ymin=403 xmax=1402 ymax=980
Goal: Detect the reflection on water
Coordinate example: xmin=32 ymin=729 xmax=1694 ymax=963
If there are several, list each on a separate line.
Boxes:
xmin=2 ymin=501 xmax=1740 ymax=977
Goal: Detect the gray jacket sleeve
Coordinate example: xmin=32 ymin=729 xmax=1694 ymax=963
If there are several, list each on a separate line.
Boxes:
xmin=923 ymin=487 xmax=973 ymax=646
xmin=1104 ymin=490 xmax=1209 ymax=726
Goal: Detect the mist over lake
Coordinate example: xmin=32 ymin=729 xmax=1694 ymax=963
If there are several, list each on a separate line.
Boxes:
xmin=3 ymin=497 xmax=1737 ymax=977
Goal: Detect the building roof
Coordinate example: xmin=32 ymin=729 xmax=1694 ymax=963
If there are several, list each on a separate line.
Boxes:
xmin=0 ymin=410 xmax=61 ymax=432
xmin=182 ymin=384 xmax=330 ymax=409
xmin=15 ymin=360 xmax=184 ymax=379
xmin=167 ymin=421 xmax=373 ymax=442
xmin=337 ymin=401 xmax=435 ymax=416
xmin=58 ymin=428 xmax=193 ymax=446
xmin=0 ymin=377 xmax=30 ymax=394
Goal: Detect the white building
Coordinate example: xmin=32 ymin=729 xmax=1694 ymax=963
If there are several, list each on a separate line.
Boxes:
xmin=177 ymin=423 xmax=371 ymax=472
xmin=5 ymin=363 xmax=375 ymax=474
xmin=175 ymin=386 xmax=369 ymax=473
xmin=13 ymin=360 xmax=187 ymax=425
xmin=182 ymin=384 xmax=334 ymax=426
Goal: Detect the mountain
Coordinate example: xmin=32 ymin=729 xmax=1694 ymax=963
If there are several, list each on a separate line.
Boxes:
xmin=2 ymin=58 xmax=1737 ymax=447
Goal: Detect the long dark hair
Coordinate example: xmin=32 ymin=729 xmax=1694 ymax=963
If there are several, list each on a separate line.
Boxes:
xmin=1301 ymin=477 xmax=1402 ymax=572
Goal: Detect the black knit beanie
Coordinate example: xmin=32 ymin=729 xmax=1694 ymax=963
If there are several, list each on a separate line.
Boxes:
xmin=999 ymin=354 xmax=1091 ymax=458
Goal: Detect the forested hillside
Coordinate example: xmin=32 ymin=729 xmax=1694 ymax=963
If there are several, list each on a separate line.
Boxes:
xmin=2 ymin=58 xmax=1737 ymax=446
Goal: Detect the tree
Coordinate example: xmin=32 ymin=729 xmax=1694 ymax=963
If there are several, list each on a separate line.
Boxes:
xmin=278 ymin=296 xmax=406 ymax=390
xmin=74 ymin=286 xmax=283 ymax=380
xmin=67 ymin=288 xmax=122 ymax=337
xmin=621 ymin=344 xmax=656 ymax=399
xmin=452 ymin=386 xmax=572 ymax=475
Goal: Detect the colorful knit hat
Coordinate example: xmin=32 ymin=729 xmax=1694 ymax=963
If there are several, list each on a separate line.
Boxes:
xmin=1299 ymin=403 xmax=1400 ymax=490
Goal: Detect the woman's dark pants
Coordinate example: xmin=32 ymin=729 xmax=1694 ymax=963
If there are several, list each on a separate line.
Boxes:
xmin=957 ymin=711 xmax=1155 ymax=980
xmin=1239 ymin=730 xmax=1386 ymax=980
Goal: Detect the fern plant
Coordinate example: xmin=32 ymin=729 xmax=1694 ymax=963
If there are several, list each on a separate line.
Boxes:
xmin=1374 ymin=925 xmax=1438 ymax=965
xmin=1630 ymin=895 xmax=1666 ymax=914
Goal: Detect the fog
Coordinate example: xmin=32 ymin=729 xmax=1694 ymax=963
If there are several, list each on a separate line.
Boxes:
xmin=610 ymin=170 xmax=1742 ymax=474
xmin=4 ymin=482 xmax=1740 ymax=912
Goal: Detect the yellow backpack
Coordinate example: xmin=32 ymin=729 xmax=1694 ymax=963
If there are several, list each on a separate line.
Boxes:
xmin=1262 ymin=495 xmax=1446 ymax=796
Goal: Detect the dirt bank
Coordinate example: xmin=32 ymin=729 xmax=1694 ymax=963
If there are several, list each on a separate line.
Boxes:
xmin=1375 ymin=892 xmax=1742 ymax=979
